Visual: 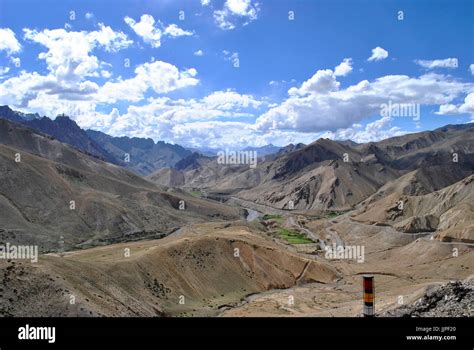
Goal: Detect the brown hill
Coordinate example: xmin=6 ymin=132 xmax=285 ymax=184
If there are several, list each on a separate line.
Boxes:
xmin=165 ymin=124 xmax=474 ymax=212
xmin=0 ymin=223 xmax=337 ymax=316
xmin=353 ymin=175 xmax=474 ymax=243
xmin=0 ymin=119 xmax=240 ymax=252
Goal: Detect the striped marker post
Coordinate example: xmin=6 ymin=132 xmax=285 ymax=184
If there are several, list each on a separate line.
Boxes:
xmin=363 ymin=275 xmax=375 ymax=317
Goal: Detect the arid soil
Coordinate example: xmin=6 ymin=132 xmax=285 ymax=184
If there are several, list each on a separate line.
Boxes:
xmin=1 ymin=212 xmax=472 ymax=317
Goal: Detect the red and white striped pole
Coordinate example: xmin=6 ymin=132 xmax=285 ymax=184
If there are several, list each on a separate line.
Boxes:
xmin=363 ymin=275 xmax=375 ymax=317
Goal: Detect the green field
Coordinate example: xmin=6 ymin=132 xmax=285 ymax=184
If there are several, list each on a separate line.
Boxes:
xmin=261 ymin=214 xmax=284 ymax=223
xmin=327 ymin=211 xmax=344 ymax=218
xmin=188 ymin=190 xmax=202 ymax=197
xmin=276 ymin=228 xmax=313 ymax=244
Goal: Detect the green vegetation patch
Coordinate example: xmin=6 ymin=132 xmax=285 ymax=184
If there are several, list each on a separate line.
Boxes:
xmin=261 ymin=214 xmax=284 ymax=223
xmin=188 ymin=190 xmax=203 ymax=197
xmin=276 ymin=228 xmax=313 ymax=244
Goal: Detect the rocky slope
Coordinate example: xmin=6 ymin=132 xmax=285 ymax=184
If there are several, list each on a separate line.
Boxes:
xmin=0 ymin=223 xmax=337 ymax=316
xmin=0 ymin=105 xmax=115 ymax=163
xmin=86 ymin=130 xmax=192 ymax=175
xmin=161 ymin=124 xmax=474 ymax=213
xmin=385 ymin=277 xmax=474 ymax=317
xmin=353 ymin=175 xmax=474 ymax=243
xmin=0 ymin=119 xmax=240 ymax=252
xmin=0 ymin=106 xmax=194 ymax=175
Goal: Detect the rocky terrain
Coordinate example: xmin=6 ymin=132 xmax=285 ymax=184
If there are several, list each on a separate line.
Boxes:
xmin=354 ymin=175 xmax=474 ymax=243
xmin=86 ymin=129 xmax=192 ymax=175
xmin=0 ymin=107 xmax=472 ymax=317
xmin=0 ymin=222 xmax=337 ymax=316
xmin=385 ymin=278 xmax=474 ymax=317
xmin=0 ymin=106 xmax=195 ymax=175
xmin=149 ymin=124 xmax=474 ymax=214
xmin=0 ymin=118 xmax=240 ymax=252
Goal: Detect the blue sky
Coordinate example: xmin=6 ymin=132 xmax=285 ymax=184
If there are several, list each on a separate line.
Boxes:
xmin=0 ymin=0 xmax=473 ymax=148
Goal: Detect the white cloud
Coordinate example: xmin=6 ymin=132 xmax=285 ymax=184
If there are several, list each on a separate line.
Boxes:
xmin=223 ymin=50 xmax=239 ymax=62
xmin=16 ymin=24 xmax=131 ymax=111
xmin=214 ymin=10 xmax=236 ymax=30
xmin=0 ymin=22 xmax=202 ymax=123
xmin=23 ymin=25 xmax=132 ymax=82
xmin=288 ymin=69 xmax=339 ymax=96
xmin=124 ymin=14 xmax=193 ymax=47
xmin=320 ymin=116 xmax=406 ymax=143
xmin=334 ymin=58 xmax=353 ymax=77
xmin=436 ymin=103 xmax=458 ymax=115
xmin=10 ymin=57 xmax=21 ymax=67
xmin=124 ymin=14 xmax=162 ymax=48
xmin=163 ymin=24 xmax=193 ymax=37
xmin=201 ymin=0 xmax=211 ymax=5
xmin=80 ymin=89 xmax=267 ymax=147
xmin=85 ymin=12 xmax=94 ymax=20
xmin=0 ymin=24 xmax=198 ymax=117
xmin=256 ymin=69 xmax=473 ymax=133
xmin=213 ymin=0 xmax=260 ymax=30
xmin=88 ymin=23 xmax=133 ymax=51
xmin=459 ymin=93 xmax=474 ymax=116
xmin=367 ymin=46 xmax=389 ymax=62
xmin=194 ymin=49 xmax=204 ymax=56
xmin=100 ymin=70 xmax=112 ymax=78
xmin=470 ymin=64 xmax=474 ymax=75
xmin=0 ymin=69 xmax=99 ymax=116
xmin=226 ymin=0 xmax=258 ymax=17
xmin=0 ymin=66 xmax=10 ymax=78
xmin=202 ymin=89 xmax=262 ymax=110
xmin=437 ymin=92 xmax=474 ymax=118
xmin=0 ymin=28 xmax=22 ymax=55
xmin=415 ymin=58 xmax=458 ymax=69
xmin=97 ymin=61 xmax=199 ymax=103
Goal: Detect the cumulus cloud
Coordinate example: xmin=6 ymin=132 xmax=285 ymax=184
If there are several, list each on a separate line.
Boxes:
xmin=470 ymin=64 xmax=474 ymax=75
xmin=214 ymin=0 xmax=260 ymax=30
xmin=334 ymin=58 xmax=353 ymax=77
xmin=319 ymin=116 xmax=405 ymax=144
xmin=80 ymin=90 xmax=266 ymax=146
xmin=2 ymin=24 xmax=135 ymax=111
xmin=288 ymin=69 xmax=339 ymax=96
xmin=0 ymin=23 xmax=199 ymax=118
xmin=415 ymin=58 xmax=458 ymax=69
xmin=367 ymin=46 xmax=389 ymax=62
xmin=163 ymin=24 xmax=193 ymax=37
xmin=201 ymin=0 xmax=211 ymax=5
xmin=10 ymin=57 xmax=21 ymax=67
xmin=437 ymin=92 xmax=474 ymax=118
xmin=256 ymin=69 xmax=474 ymax=133
xmin=202 ymin=90 xmax=263 ymax=110
xmin=124 ymin=14 xmax=193 ymax=47
xmin=0 ymin=66 xmax=10 ymax=78
xmin=97 ymin=61 xmax=199 ymax=103
xmin=100 ymin=70 xmax=112 ymax=78
xmin=124 ymin=14 xmax=162 ymax=47
xmin=194 ymin=49 xmax=204 ymax=56
xmin=0 ymin=28 xmax=22 ymax=55
xmin=12 ymin=24 xmax=132 ymax=109
xmin=23 ymin=25 xmax=132 ymax=80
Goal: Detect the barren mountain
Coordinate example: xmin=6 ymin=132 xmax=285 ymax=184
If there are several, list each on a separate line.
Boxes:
xmin=0 ymin=222 xmax=337 ymax=316
xmin=353 ymin=174 xmax=474 ymax=243
xmin=162 ymin=124 xmax=474 ymax=213
xmin=0 ymin=105 xmax=116 ymax=163
xmin=86 ymin=130 xmax=192 ymax=175
xmin=0 ymin=106 xmax=195 ymax=175
xmin=0 ymin=119 xmax=240 ymax=252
